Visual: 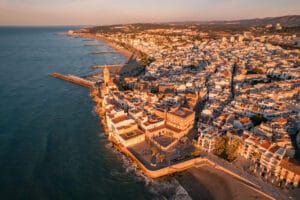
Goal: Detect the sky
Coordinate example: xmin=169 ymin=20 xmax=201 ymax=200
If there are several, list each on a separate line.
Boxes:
xmin=0 ymin=0 xmax=299 ymax=26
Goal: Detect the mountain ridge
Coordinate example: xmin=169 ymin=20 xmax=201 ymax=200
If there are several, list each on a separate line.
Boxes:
xmin=170 ymin=15 xmax=300 ymax=27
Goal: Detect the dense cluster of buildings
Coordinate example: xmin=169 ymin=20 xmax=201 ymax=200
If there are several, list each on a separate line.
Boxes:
xmin=102 ymin=66 xmax=195 ymax=158
xmin=95 ymin=26 xmax=300 ymax=189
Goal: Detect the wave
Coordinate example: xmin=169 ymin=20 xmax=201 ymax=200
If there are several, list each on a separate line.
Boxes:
xmin=147 ymin=177 xmax=192 ymax=200
xmin=110 ymin=168 xmax=125 ymax=177
xmin=97 ymin=132 xmax=106 ymax=139
xmin=104 ymin=142 xmax=113 ymax=150
xmin=91 ymin=106 xmax=97 ymax=116
xmin=102 ymin=141 xmax=191 ymax=199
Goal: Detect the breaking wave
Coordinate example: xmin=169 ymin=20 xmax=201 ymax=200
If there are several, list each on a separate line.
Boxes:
xmin=100 ymin=139 xmax=191 ymax=199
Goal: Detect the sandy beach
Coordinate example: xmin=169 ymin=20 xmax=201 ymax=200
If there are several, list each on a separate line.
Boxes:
xmin=71 ymin=32 xmax=132 ymax=59
xmin=94 ymin=34 xmax=133 ymax=59
xmin=69 ymin=32 xmax=145 ymax=77
xmin=177 ymin=165 xmax=271 ymax=200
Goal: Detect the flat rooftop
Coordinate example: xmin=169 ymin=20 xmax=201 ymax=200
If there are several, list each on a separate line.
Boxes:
xmin=119 ymin=129 xmax=144 ymax=140
xmin=170 ymin=107 xmax=194 ymax=118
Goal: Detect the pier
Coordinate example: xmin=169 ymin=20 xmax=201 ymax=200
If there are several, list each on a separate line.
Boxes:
xmin=90 ymin=64 xmax=124 ymax=69
xmin=50 ymin=72 xmax=96 ymax=88
xmin=84 ymin=43 xmax=105 ymax=46
xmin=90 ymin=51 xmax=117 ymax=55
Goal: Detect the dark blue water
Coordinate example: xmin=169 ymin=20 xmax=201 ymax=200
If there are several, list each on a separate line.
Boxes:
xmin=0 ymin=27 xmax=154 ymax=200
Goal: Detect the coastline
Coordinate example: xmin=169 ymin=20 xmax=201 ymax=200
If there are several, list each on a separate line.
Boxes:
xmin=177 ymin=166 xmax=270 ymax=200
xmin=94 ymin=34 xmax=132 ymax=59
xmin=54 ymin=32 xmax=284 ymax=200
xmin=69 ymin=32 xmax=144 ymax=77
xmin=68 ymin=32 xmax=132 ymax=59
xmin=51 ymin=66 xmax=279 ymax=200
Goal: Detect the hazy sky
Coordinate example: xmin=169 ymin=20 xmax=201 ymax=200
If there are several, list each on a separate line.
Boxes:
xmin=0 ymin=0 xmax=299 ymax=25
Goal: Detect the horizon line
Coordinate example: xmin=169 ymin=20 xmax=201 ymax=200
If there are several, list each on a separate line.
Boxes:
xmin=1 ymin=14 xmax=299 ymax=27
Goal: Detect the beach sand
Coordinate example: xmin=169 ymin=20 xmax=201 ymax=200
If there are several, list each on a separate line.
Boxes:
xmin=95 ymin=35 xmax=133 ymax=59
xmin=77 ymin=33 xmax=132 ymax=59
xmin=177 ymin=165 xmax=270 ymax=200
xmin=71 ymin=32 xmax=144 ymax=77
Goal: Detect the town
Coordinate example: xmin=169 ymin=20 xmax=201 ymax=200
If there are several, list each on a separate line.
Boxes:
xmin=64 ymin=23 xmax=300 ymax=199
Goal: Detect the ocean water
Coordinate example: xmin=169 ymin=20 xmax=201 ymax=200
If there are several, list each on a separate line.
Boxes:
xmin=0 ymin=27 xmax=192 ymax=200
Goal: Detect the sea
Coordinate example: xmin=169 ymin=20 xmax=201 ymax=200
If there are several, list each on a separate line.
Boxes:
xmin=0 ymin=27 xmax=191 ymax=200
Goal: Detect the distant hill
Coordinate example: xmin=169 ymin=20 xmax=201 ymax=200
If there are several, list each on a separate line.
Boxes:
xmin=186 ymin=15 xmax=300 ymax=27
xmin=232 ymin=15 xmax=300 ymax=27
xmin=89 ymin=15 xmax=300 ymax=34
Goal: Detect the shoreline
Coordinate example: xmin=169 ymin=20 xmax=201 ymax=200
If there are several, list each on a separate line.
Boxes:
xmin=69 ymin=32 xmax=143 ymax=77
xmin=89 ymin=83 xmax=278 ymax=200
xmin=177 ymin=166 xmax=271 ymax=200
xmin=94 ymin=34 xmax=133 ymax=59
xmin=50 ymin=67 xmax=281 ymax=200
xmin=68 ymin=32 xmax=132 ymax=59
xmin=57 ymin=31 xmax=282 ymax=200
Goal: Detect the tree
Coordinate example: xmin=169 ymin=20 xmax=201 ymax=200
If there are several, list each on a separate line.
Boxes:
xmin=226 ymin=138 xmax=242 ymax=162
xmin=214 ymin=136 xmax=227 ymax=157
xmin=251 ymin=114 xmax=267 ymax=126
xmin=214 ymin=135 xmax=242 ymax=162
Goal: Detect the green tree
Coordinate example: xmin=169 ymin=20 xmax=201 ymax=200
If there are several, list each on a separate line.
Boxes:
xmin=226 ymin=138 xmax=242 ymax=161
xmin=214 ymin=136 xmax=227 ymax=157
xmin=251 ymin=114 xmax=267 ymax=126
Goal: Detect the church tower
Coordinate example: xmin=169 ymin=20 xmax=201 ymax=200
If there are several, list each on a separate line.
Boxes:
xmin=103 ymin=65 xmax=110 ymax=84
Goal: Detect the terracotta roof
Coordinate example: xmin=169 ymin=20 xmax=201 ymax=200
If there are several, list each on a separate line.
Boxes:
xmin=269 ymin=145 xmax=280 ymax=153
xmin=273 ymin=117 xmax=288 ymax=125
xmin=251 ymin=106 xmax=259 ymax=111
xmin=260 ymin=140 xmax=272 ymax=150
xmin=107 ymin=113 xmax=115 ymax=119
xmin=105 ymin=107 xmax=114 ymax=113
xmin=250 ymin=133 xmax=260 ymax=140
xmin=112 ymin=115 xmax=130 ymax=123
xmin=239 ymin=117 xmax=251 ymax=123
xmin=241 ymin=134 xmax=250 ymax=140
xmin=107 ymin=81 xmax=115 ymax=87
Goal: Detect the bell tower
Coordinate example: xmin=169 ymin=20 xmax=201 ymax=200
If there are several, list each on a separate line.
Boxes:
xmin=103 ymin=65 xmax=110 ymax=84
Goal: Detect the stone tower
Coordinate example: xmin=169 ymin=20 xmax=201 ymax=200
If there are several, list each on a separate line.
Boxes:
xmin=103 ymin=65 xmax=110 ymax=84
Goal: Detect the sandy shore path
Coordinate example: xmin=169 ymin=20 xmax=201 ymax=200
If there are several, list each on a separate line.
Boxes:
xmin=177 ymin=165 xmax=270 ymax=200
